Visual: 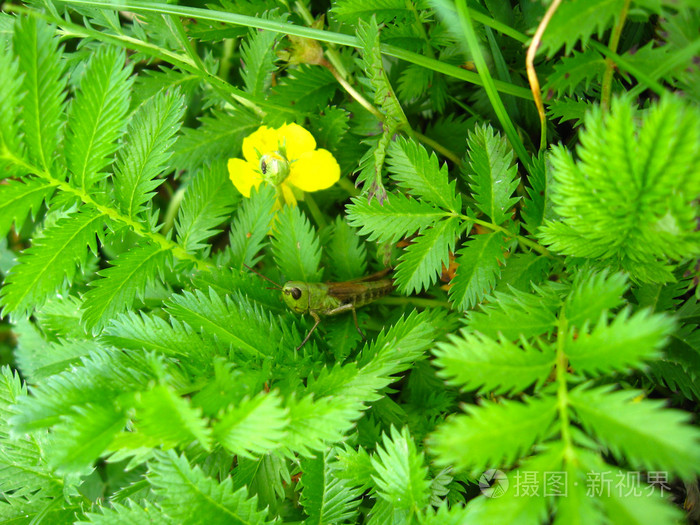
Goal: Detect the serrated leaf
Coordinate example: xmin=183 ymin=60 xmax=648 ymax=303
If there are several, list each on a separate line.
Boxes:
xmin=354 ymin=124 xmax=395 ymax=201
xmin=79 ymin=501 xmax=170 ymax=525
xmin=240 ymin=22 xmax=280 ymax=97
xmin=463 ymin=125 xmax=520 ymax=225
xmin=566 ymin=308 xmax=674 ymax=375
xmin=387 ymin=137 xmax=460 ymax=212
xmin=165 ymin=289 xmax=285 ymax=359
xmin=229 ymin=184 xmax=276 ymax=270
xmin=270 ymin=205 xmax=322 ymax=282
xmin=0 ymin=45 xmax=25 ymax=171
xmin=371 ymin=426 xmax=430 ymax=513
xmin=332 ymin=0 xmax=413 ymax=25
xmin=148 ymin=450 xmax=272 ymax=525
xmin=570 ymin=385 xmax=700 ymax=479
xmin=176 ymin=162 xmax=237 ymax=255
xmin=213 ymin=391 xmax=289 ymax=457
xmin=171 ymin=107 xmax=260 ymax=173
xmin=114 ymin=89 xmax=185 ymax=220
xmin=346 ymin=192 xmax=446 ymax=243
xmin=81 ymin=243 xmax=170 ymax=332
xmin=0 ymin=178 xmax=54 ymax=238
xmin=13 ymin=17 xmax=67 ymax=171
xmin=521 ymin=152 xmax=551 ymax=234
xmin=273 ymin=65 xmax=336 ymax=113
xmin=326 ymin=217 xmax=367 ymax=281
xmin=434 ymin=330 xmax=555 ymax=394
xmin=65 ymin=46 xmax=132 ymax=192
xmin=563 ymin=270 xmax=628 ymax=326
xmin=0 ymin=208 xmax=107 ymax=316
xmin=299 ymin=449 xmax=363 ymax=525
xmin=448 ymin=232 xmax=506 ymax=310
xmin=395 ymin=217 xmax=460 ymax=294
xmin=429 ymin=396 xmax=558 ymax=473
xmin=544 ymin=48 xmax=606 ymax=96
xmin=540 ymin=0 xmax=624 ymax=58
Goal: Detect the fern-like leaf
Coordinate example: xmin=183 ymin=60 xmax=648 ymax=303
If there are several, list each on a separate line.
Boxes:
xmin=272 ymin=65 xmax=337 ymax=113
xmin=332 ymin=0 xmax=413 ymax=25
xmin=271 ymin=205 xmax=322 ymax=282
xmin=176 ymin=162 xmax=237 ymax=255
xmin=346 ymin=192 xmax=447 ymax=243
xmin=240 ymin=22 xmax=280 ymax=97
xmin=13 ymin=17 xmax=67 ymax=172
xmin=81 ymin=243 xmax=171 ymax=332
xmin=0 ymin=178 xmax=55 ymax=238
xmin=65 ymin=46 xmax=132 ymax=192
xmin=148 ymin=450 xmax=272 ymax=524
xmin=544 ymin=48 xmax=606 ymax=96
xmin=326 ymin=217 xmax=367 ymax=281
xmin=299 ymin=449 xmax=363 ymax=525
xmin=387 ymin=137 xmax=460 ymax=212
xmin=463 ymin=125 xmax=520 ymax=225
xmin=434 ymin=330 xmax=555 ymax=395
xmin=570 ymin=385 xmax=700 ymax=479
xmin=228 ymin=185 xmax=276 ymax=270
xmin=0 ymin=45 xmax=25 ymax=172
xmin=448 ymin=232 xmax=507 ymax=310
xmin=0 ymin=208 xmax=107 ymax=316
xmin=394 ymin=217 xmax=461 ymax=294
xmin=114 ymin=89 xmax=185 ymax=220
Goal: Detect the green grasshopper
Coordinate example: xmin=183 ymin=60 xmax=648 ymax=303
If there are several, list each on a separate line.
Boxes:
xmin=245 ymin=265 xmax=394 ymax=349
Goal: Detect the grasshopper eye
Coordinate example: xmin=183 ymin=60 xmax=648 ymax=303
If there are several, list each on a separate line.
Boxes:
xmin=290 ymin=287 xmax=302 ymax=300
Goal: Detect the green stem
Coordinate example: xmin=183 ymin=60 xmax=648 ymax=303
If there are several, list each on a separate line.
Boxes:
xmin=5 ymin=152 xmax=211 ymax=271
xmin=454 ymin=1 xmax=533 ymax=174
xmin=161 ymin=185 xmax=186 ymax=236
xmin=458 ymin=213 xmax=556 ymax=259
xmin=302 ymin=193 xmax=327 ymax=229
xmin=45 ymin=0 xmax=533 ymax=100
xmin=337 ymin=177 xmax=361 ymax=198
xmin=590 ymin=40 xmax=665 ymax=98
xmin=555 ymin=317 xmax=574 ymax=459
xmin=600 ymin=0 xmax=631 ymax=111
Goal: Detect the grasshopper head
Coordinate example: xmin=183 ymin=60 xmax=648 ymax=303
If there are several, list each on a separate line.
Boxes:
xmin=282 ymin=282 xmax=310 ymax=314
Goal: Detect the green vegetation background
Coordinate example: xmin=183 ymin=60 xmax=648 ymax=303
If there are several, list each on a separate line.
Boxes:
xmin=0 ymin=0 xmax=699 ymax=523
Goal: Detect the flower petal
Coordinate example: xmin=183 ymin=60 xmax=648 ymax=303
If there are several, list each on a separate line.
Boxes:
xmin=242 ymin=126 xmax=279 ymax=163
xmin=279 ymin=122 xmax=316 ymax=160
xmin=228 ymin=158 xmax=263 ymax=197
xmin=286 ymin=149 xmax=340 ymax=192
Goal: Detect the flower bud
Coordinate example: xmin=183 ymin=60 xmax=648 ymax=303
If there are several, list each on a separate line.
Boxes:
xmin=259 ymin=152 xmax=290 ymax=185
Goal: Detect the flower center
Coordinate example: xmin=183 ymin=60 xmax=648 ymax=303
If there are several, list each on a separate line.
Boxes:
xmin=259 ymin=152 xmax=290 ymax=185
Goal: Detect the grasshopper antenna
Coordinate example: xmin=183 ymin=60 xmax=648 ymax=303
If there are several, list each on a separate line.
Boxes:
xmin=243 ymin=263 xmax=283 ymax=290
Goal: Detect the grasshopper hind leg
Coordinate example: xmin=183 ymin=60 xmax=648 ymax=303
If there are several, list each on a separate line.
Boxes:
xmin=351 ymin=307 xmax=366 ymax=340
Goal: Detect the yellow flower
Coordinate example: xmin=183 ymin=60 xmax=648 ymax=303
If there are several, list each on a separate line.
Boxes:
xmin=228 ymin=123 xmax=340 ymax=206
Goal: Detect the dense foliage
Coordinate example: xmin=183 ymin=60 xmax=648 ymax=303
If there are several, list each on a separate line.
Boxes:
xmin=0 ymin=0 xmax=699 ymax=523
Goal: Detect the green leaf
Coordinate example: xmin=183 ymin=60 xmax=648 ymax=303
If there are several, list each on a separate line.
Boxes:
xmin=332 ymin=0 xmax=413 ymax=25
xmin=80 ymin=501 xmax=170 ymax=525
xmin=13 ymin=17 xmax=67 ymax=172
xmin=540 ymin=0 xmax=624 ymax=58
xmin=429 ymin=396 xmax=558 ymax=473
xmin=48 ymin=403 xmax=127 ymax=473
xmin=148 ymin=450 xmax=272 ymax=525
xmin=165 ymin=289 xmax=287 ymax=359
xmin=434 ymin=330 xmax=555 ymax=395
xmin=544 ymin=48 xmax=607 ymax=96
xmin=540 ymin=95 xmax=700 ymax=282
xmin=272 ymin=65 xmax=336 ymax=113
xmin=240 ymin=22 xmax=280 ymax=97
xmin=81 ymin=243 xmax=170 ymax=332
xmin=213 ymin=391 xmax=289 ymax=457
xmin=371 ymin=427 xmax=430 ymax=515
xmin=387 ymin=137 xmax=460 ymax=212
xmin=467 ymin=285 xmax=560 ymax=340
xmin=299 ymin=449 xmax=363 ymax=525
xmin=394 ymin=217 xmax=461 ymax=294
xmin=0 ymin=208 xmax=107 ymax=316
xmin=65 ymin=46 xmax=132 ymax=192
xmin=171 ymin=107 xmax=260 ymax=173
xmin=563 ymin=270 xmax=628 ymax=327
xmin=229 ymin=184 xmax=276 ymax=270
xmin=521 ymin=152 xmax=552 ymax=235
xmin=494 ymin=252 xmax=551 ymax=293
xmin=463 ymin=125 xmax=520 ymax=225
xmin=112 ymin=385 xmax=211 ymax=450
xmin=271 ymin=205 xmax=322 ymax=282
xmin=176 ymin=162 xmax=237 ymax=255
xmin=567 ymin=308 xmax=673 ymax=374
xmin=448 ymin=232 xmax=507 ymax=310
xmin=326 ymin=217 xmax=367 ymax=281
xmin=346 ymin=192 xmax=446 ymax=243
xmin=114 ymin=89 xmax=185 ymax=220
xmin=354 ymin=124 xmax=395 ymax=201
xmin=0 ymin=178 xmax=54 ymax=238
xmin=570 ymin=385 xmax=700 ymax=479
xmin=0 ymin=45 xmax=25 ymax=172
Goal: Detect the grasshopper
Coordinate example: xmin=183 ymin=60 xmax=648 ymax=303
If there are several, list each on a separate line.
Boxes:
xmin=245 ymin=266 xmax=393 ymax=349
